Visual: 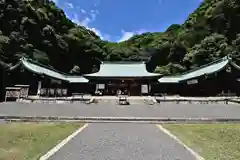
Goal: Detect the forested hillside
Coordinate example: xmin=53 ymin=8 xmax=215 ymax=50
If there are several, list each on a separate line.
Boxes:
xmin=1 ymin=0 xmax=240 ymax=75
xmin=122 ymin=0 xmax=240 ymax=74
xmin=0 ymin=0 xmax=105 ymax=74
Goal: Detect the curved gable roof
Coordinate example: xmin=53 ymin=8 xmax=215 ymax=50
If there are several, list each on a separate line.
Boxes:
xmin=159 ymin=56 xmax=232 ymax=83
xmin=84 ymin=61 xmax=162 ymax=78
xmin=20 ymin=58 xmax=89 ymax=83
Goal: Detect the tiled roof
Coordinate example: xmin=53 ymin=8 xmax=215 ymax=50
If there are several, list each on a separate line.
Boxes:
xmin=20 ymin=58 xmax=89 ymax=83
xmin=84 ymin=62 xmax=162 ymax=78
xmin=158 ymin=56 xmax=232 ymax=83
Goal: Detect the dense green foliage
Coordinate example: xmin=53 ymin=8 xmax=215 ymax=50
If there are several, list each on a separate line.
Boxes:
xmin=1 ymin=0 xmax=240 ymax=75
xmin=0 ymin=0 xmax=104 ymax=73
xmin=122 ymin=0 xmax=240 ymax=73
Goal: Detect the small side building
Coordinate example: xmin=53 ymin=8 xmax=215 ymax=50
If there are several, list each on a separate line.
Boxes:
xmin=157 ymin=56 xmax=240 ymax=96
xmin=7 ymin=57 xmax=90 ymax=97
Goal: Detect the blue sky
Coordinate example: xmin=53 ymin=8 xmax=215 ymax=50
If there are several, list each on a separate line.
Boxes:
xmin=53 ymin=0 xmax=203 ymax=42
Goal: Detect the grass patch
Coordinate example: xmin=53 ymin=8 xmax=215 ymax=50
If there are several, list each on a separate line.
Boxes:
xmin=0 ymin=122 xmax=83 ymax=160
xmin=163 ymin=124 xmax=240 ymax=160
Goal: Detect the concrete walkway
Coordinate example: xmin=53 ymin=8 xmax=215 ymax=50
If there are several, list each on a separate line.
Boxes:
xmin=48 ymin=123 xmax=197 ymax=160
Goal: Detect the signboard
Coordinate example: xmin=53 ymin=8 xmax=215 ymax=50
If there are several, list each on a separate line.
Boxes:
xmin=187 ymin=79 xmax=198 ymax=85
xmin=98 ymin=84 xmax=105 ymax=89
xmin=51 ymin=79 xmax=62 ymax=84
xmin=141 ymin=84 xmax=148 ymax=94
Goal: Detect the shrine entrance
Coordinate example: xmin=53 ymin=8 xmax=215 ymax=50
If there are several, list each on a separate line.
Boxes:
xmin=84 ymin=61 xmax=162 ymax=96
xmin=98 ymin=79 xmax=145 ymax=96
xmin=129 ymin=84 xmax=141 ymax=96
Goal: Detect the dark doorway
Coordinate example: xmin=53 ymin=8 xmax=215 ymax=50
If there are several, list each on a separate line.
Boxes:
xmin=129 ymin=84 xmax=141 ymax=96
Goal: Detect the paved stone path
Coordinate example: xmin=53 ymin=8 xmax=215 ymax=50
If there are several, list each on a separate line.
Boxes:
xmin=0 ymin=102 xmax=240 ymax=118
xmin=49 ymin=123 xmax=196 ymax=160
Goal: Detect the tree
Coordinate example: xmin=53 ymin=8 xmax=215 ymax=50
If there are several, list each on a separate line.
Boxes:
xmin=185 ymin=33 xmax=232 ymax=67
xmin=32 ymin=49 xmax=49 ymax=65
xmin=167 ymin=41 xmax=187 ymax=63
xmin=231 ymin=33 xmax=240 ymax=63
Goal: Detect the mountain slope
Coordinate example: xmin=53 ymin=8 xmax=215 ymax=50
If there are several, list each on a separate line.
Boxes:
xmin=1 ymin=0 xmax=240 ymax=76
xmin=123 ymin=0 xmax=240 ymax=74
xmin=0 ymin=0 xmax=104 ymax=74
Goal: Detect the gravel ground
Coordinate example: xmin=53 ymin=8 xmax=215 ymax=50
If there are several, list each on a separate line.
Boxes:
xmin=0 ymin=102 xmax=240 ymax=118
xmin=49 ymin=123 xmax=196 ymax=160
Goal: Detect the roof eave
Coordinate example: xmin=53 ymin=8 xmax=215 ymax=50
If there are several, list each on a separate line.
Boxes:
xmin=68 ymin=81 xmax=89 ymax=83
xmin=84 ymin=75 xmax=162 ymax=79
xmin=158 ymin=81 xmax=180 ymax=84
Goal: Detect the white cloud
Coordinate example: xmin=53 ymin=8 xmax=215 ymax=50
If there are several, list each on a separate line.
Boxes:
xmin=70 ymin=13 xmax=111 ymax=41
xmin=90 ymin=9 xmax=99 ymax=14
xmin=90 ymin=28 xmax=101 ymax=36
xmin=90 ymin=28 xmax=111 ymax=40
xmin=70 ymin=8 xmax=97 ymax=27
xmin=70 ymin=12 xmax=147 ymax=42
xmin=81 ymin=9 xmax=86 ymax=14
xmin=81 ymin=17 xmax=91 ymax=26
xmin=65 ymin=4 xmax=111 ymax=41
xmin=58 ymin=1 xmax=147 ymax=42
xmin=52 ymin=0 xmax=58 ymax=5
xmin=67 ymin=3 xmax=74 ymax=9
xmin=74 ymin=9 xmax=99 ymax=27
xmin=118 ymin=31 xmax=135 ymax=42
xmin=117 ymin=29 xmax=147 ymax=42
xmin=70 ymin=14 xmax=81 ymax=25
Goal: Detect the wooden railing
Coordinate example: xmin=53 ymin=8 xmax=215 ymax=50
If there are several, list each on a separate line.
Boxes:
xmin=39 ymin=88 xmax=68 ymax=97
xmin=5 ymin=87 xmax=21 ymax=101
xmin=15 ymin=85 xmax=29 ymax=98
xmin=5 ymin=85 xmax=30 ymax=102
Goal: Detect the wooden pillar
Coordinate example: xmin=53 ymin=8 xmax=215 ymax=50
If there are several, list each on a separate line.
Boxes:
xmin=95 ymin=84 xmax=98 ymax=94
xmin=37 ymin=81 xmax=42 ymax=96
xmin=148 ymin=84 xmax=151 ymax=95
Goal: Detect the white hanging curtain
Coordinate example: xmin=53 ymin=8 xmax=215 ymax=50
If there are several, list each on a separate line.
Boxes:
xmin=141 ymin=84 xmax=148 ymax=94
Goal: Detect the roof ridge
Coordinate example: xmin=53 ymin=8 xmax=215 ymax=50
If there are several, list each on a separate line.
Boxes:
xmin=66 ymin=75 xmax=85 ymax=78
xmin=101 ymin=61 xmax=145 ymax=64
